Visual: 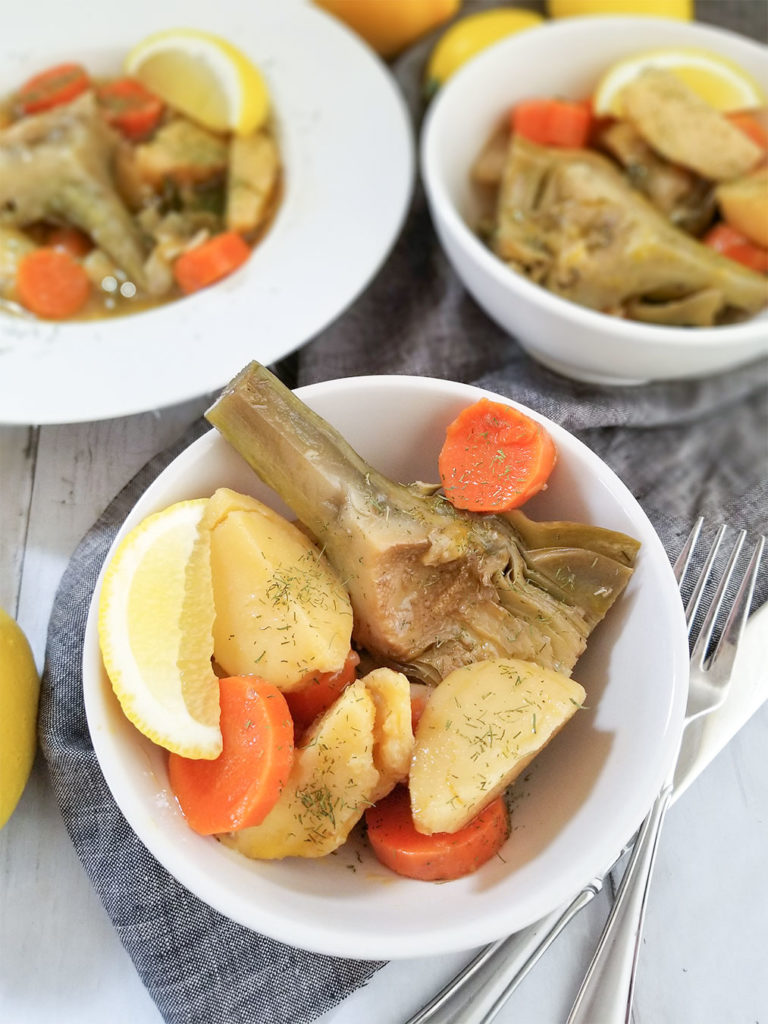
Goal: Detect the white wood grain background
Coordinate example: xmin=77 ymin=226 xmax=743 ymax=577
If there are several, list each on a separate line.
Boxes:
xmin=2 ymin=407 xmax=767 ymax=1024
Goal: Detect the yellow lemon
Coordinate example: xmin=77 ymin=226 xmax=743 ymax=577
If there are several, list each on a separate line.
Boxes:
xmin=125 ymin=28 xmax=270 ymax=135
xmin=548 ymin=0 xmax=692 ymax=18
xmin=426 ymin=7 xmax=544 ymax=92
xmin=98 ymin=499 xmax=222 ymax=759
xmin=0 ymin=607 xmax=40 ymax=829
xmin=594 ymin=47 xmax=766 ymax=117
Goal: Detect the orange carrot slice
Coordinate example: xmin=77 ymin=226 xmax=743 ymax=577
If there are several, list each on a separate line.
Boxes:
xmin=366 ymin=786 xmax=509 ymax=881
xmin=704 ymin=223 xmax=768 ymax=273
xmin=17 ymin=63 xmax=90 ymax=114
xmin=173 ymin=232 xmax=251 ymax=295
xmin=512 ymin=98 xmax=592 ymax=148
xmin=438 ymin=397 xmax=557 ymax=512
xmin=16 ymin=248 xmax=91 ymax=319
xmin=284 ymin=650 xmax=360 ymax=735
xmin=168 ymin=676 xmax=294 ymax=835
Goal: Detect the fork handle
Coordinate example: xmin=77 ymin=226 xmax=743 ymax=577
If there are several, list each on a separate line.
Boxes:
xmin=566 ymin=783 xmax=673 ymax=1024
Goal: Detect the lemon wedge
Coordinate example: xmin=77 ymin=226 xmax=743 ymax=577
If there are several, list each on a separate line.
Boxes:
xmin=125 ymin=28 xmax=270 ymax=135
xmin=0 ymin=608 xmax=40 ymax=829
xmin=98 ymin=499 xmax=222 ymax=759
xmin=594 ymin=47 xmax=766 ymax=117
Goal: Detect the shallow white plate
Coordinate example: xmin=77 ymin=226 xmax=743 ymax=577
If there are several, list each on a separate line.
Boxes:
xmin=0 ymin=1 xmax=413 ymax=424
xmin=83 ymin=374 xmax=688 ymax=959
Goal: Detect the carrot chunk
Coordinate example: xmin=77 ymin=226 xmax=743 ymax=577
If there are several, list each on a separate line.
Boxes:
xmin=168 ymin=676 xmax=294 ymax=835
xmin=512 ymin=98 xmax=592 ymax=148
xmin=18 ymin=63 xmax=90 ymax=114
xmin=173 ymin=232 xmax=252 ymax=295
xmin=438 ymin=397 xmax=557 ymax=512
xmin=704 ymin=223 xmax=768 ymax=273
xmin=366 ymin=786 xmax=509 ymax=881
xmin=16 ymin=248 xmax=91 ymax=319
xmin=284 ymin=650 xmax=360 ymax=734
xmin=97 ymin=78 xmax=164 ymax=140
xmin=727 ymin=112 xmax=768 ymax=153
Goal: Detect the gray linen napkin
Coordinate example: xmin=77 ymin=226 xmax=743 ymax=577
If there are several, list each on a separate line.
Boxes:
xmin=39 ymin=3 xmax=766 ymax=1023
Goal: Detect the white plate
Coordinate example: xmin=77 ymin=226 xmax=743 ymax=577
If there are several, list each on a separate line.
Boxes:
xmin=83 ymin=374 xmax=688 ymax=959
xmin=0 ymin=1 xmax=413 ymax=424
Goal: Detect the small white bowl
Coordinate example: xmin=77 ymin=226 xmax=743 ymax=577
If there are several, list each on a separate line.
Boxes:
xmin=0 ymin=1 xmax=413 ymax=424
xmin=421 ymin=17 xmax=768 ymax=385
xmin=83 ymin=374 xmax=688 ymax=958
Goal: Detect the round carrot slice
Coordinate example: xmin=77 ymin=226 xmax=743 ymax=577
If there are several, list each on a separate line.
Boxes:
xmin=16 ymin=248 xmax=91 ymax=320
xmin=438 ymin=397 xmax=557 ymax=512
xmin=168 ymin=676 xmax=294 ymax=835
xmin=18 ymin=63 xmax=90 ymax=114
xmin=366 ymin=786 xmax=509 ymax=881
xmin=284 ymin=649 xmax=360 ymax=735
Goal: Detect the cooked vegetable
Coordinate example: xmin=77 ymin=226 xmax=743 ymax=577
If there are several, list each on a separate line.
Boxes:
xmin=621 ymin=67 xmax=761 ymax=181
xmin=409 ymin=658 xmax=585 ymax=834
xmin=16 ymin=247 xmax=91 ymax=319
xmin=225 ymin=131 xmax=279 ymax=234
xmin=513 ymin=98 xmax=592 ymax=149
xmin=492 ymin=136 xmax=767 ymax=324
xmin=0 ymin=93 xmax=152 ymax=290
xmin=206 ymin=361 xmax=639 ymax=685
xmin=438 ymin=397 xmax=556 ymax=512
xmin=221 ymin=677 xmax=381 ymax=858
xmin=17 ymin=63 xmax=90 ymax=114
xmin=47 ymin=226 xmax=92 ymax=258
xmin=167 ymin=676 xmax=294 ymax=835
xmin=364 ymin=667 xmax=415 ymax=803
xmin=284 ymin=649 xmax=360 ymax=734
xmin=133 ymin=118 xmax=228 ymax=187
xmin=703 ymin=223 xmax=768 ymax=273
xmin=0 ymin=226 xmax=37 ymax=299
xmin=366 ymin=786 xmax=509 ymax=881
xmin=727 ymin=112 xmax=768 ymax=152
xmin=173 ymin=231 xmax=251 ymax=294
xmin=715 ymin=167 xmax=768 ymax=249
xmin=203 ymin=487 xmax=353 ymax=689
xmin=97 ymin=78 xmax=164 ymax=140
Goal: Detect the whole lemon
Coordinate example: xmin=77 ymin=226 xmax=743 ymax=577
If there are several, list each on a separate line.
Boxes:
xmin=314 ymin=0 xmax=461 ymax=59
xmin=548 ymin=0 xmax=692 ymax=19
xmin=0 ymin=607 xmax=40 ymax=829
xmin=426 ymin=7 xmax=544 ymax=92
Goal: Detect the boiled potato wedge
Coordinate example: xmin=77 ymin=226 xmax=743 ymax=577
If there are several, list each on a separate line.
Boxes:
xmin=364 ymin=668 xmax=415 ymax=803
xmin=622 ymin=68 xmax=761 ymax=182
xmin=410 ymin=658 xmax=585 ymax=834
xmin=226 ymin=130 xmax=280 ymax=235
xmin=221 ymin=679 xmax=379 ymax=858
xmin=204 ymin=488 xmax=353 ymax=689
xmin=716 ymin=168 xmax=768 ymax=248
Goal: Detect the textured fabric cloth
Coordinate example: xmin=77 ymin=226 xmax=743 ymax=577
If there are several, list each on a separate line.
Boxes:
xmin=40 ymin=3 xmax=767 ymax=1023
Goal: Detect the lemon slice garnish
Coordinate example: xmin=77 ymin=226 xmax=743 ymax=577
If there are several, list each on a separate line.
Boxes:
xmin=594 ymin=47 xmax=766 ymax=117
xmin=125 ymin=28 xmax=270 ymax=135
xmin=98 ymin=499 xmax=222 ymax=759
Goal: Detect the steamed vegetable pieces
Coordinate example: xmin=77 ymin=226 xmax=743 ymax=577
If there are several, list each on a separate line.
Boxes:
xmin=99 ymin=363 xmax=640 ymax=879
xmin=473 ymin=65 xmax=768 ymax=326
xmin=208 ymin=363 xmax=639 ymax=687
xmin=0 ymin=55 xmax=280 ymax=320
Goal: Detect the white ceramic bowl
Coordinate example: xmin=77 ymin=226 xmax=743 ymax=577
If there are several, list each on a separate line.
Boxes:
xmin=422 ymin=17 xmax=768 ymax=386
xmin=83 ymin=374 xmax=688 ymax=958
xmin=0 ymin=1 xmax=413 ymax=424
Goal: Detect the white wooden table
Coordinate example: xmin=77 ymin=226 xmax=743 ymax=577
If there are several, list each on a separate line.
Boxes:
xmin=1 ymin=406 xmax=767 ymax=1024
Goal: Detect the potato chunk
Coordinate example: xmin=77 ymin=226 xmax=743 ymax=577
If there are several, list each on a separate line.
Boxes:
xmin=410 ymin=658 xmax=585 ymax=834
xmin=225 ymin=130 xmax=279 ymax=234
xmin=204 ymin=488 xmax=353 ymax=689
xmin=364 ymin=668 xmax=415 ymax=803
xmin=621 ymin=68 xmax=761 ymax=182
xmin=221 ymin=679 xmax=379 ymax=858
xmin=135 ymin=118 xmax=228 ymax=187
xmin=716 ymin=167 xmax=768 ymax=248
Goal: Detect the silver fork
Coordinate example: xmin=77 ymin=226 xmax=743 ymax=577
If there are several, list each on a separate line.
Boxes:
xmin=566 ymin=523 xmax=764 ymax=1024
xmin=405 ymin=520 xmax=764 ymax=1024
